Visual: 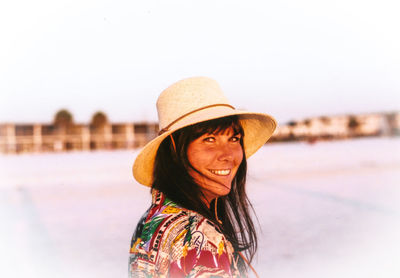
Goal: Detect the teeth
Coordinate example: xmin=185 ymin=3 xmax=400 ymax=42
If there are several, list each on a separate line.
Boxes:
xmin=210 ymin=169 xmax=231 ymax=176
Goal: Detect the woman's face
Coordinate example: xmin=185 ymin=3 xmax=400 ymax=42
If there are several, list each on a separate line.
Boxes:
xmin=186 ymin=126 xmax=243 ymax=205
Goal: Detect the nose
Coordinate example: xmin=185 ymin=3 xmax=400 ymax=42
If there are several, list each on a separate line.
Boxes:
xmin=216 ymin=142 xmax=234 ymax=161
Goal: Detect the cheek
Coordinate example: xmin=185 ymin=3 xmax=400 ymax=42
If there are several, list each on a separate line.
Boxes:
xmin=186 ymin=144 xmax=196 ymax=165
xmin=187 ymin=145 xmax=208 ymax=170
xmin=234 ymin=146 xmax=244 ymax=165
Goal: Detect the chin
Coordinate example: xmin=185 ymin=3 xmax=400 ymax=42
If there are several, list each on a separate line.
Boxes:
xmin=216 ymin=186 xmax=231 ymax=197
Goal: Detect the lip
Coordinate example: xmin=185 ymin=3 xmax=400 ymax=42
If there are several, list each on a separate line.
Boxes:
xmin=208 ymin=169 xmax=231 ymax=176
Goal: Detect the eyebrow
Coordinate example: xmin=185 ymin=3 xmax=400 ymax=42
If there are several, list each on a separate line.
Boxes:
xmin=207 ymin=130 xmax=241 ymax=136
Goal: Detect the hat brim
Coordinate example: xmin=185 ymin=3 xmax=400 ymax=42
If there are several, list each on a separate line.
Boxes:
xmin=133 ymin=108 xmax=277 ymax=187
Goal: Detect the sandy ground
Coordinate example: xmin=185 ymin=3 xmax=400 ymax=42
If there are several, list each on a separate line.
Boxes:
xmin=0 ymin=137 xmax=399 ymax=278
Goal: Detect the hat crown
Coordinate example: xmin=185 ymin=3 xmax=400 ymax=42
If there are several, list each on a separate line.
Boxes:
xmin=156 ymin=77 xmax=231 ymax=130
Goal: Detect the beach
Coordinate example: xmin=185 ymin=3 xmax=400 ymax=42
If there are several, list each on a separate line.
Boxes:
xmin=1 ymin=137 xmax=399 ymax=277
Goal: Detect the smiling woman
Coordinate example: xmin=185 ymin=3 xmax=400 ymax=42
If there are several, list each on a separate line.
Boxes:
xmin=129 ymin=77 xmax=276 ymax=277
xmin=186 ymin=120 xmax=244 ymax=206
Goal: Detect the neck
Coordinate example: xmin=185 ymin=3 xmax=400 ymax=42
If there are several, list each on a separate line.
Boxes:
xmin=201 ymin=195 xmax=211 ymax=208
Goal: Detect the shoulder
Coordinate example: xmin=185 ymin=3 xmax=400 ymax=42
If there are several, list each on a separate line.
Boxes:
xmin=165 ymin=210 xmax=237 ymax=277
xmin=143 ymin=201 xmax=233 ymax=260
xmin=152 ymin=204 xmax=226 ymax=249
xmin=130 ymin=193 xmax=238 ymax=277
xmin=129 ymin=199 xmax=196 ymax=276
xmin=147 ymin=204 xmax=209 ymax=255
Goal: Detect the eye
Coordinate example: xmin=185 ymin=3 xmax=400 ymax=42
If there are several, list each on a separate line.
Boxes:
xmin=203 ymin=136 xmax=215 ymax=143
xmin=230 ymin=135 xmax=241 ymax=142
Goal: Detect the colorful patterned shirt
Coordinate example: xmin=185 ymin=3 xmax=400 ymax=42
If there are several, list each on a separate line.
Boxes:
xmin=129 ymin=189 xmax=244 ymax=277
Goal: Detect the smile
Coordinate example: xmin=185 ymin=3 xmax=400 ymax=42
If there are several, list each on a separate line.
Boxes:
xmin=208 ymin=169 xmax=231 ymax=176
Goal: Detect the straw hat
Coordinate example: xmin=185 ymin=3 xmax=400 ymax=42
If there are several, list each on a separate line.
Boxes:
xmin=133 ymin=77 xmax=277 ymax=186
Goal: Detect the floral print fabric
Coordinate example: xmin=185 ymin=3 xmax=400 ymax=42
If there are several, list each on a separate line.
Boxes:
xmin=129 ymin=190 xmax=243 ymax=277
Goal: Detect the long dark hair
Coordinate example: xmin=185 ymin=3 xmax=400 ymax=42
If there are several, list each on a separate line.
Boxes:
xmin=153 ymin=115 xmax=258 ymax=264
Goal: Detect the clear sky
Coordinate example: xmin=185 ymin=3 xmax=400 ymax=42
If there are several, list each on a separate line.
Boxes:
xmin=1 ymin=0 xmax=399 ymax=124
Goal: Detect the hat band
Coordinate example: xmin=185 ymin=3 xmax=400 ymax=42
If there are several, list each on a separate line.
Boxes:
xmin=158 ymin=103 xmax=235 ymax=135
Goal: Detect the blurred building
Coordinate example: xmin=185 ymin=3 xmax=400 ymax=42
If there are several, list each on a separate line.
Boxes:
xmin=0 ymin=122 xmax=158 ymax=154
xmin=0 ymin=111 xmax=399 ymax=154
xmin=270 ymin=111 xmax=399 ymax=143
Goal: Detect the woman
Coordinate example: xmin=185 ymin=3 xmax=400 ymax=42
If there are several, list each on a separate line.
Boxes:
xmin=129 ymin=77 xmax=276 ymax=277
